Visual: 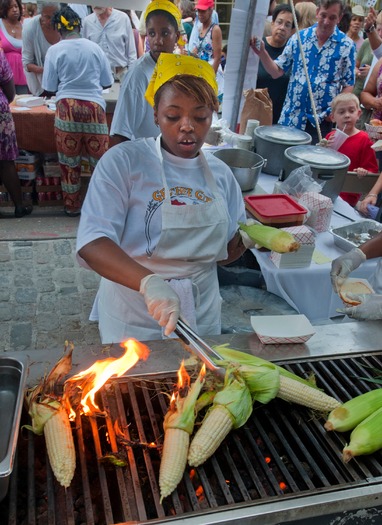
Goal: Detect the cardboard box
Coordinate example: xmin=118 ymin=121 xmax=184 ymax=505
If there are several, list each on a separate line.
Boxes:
xmin=270 ymin=245 xmax=315 ymax=268
xmin=298 ymin=192 xmax=333 ymax=233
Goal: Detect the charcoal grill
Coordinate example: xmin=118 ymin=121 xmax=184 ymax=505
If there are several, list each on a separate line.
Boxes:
xmin=2 ymin=349 xmax=382 ymax=524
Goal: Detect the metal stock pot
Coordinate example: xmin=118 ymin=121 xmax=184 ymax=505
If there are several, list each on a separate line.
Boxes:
xmin=254 ymin=125 xmax=312 ymax=176
xmin=213 ymin=148 xmax=266 ymax=191
xmin=282 ymin=145 xmax=351 ymax=202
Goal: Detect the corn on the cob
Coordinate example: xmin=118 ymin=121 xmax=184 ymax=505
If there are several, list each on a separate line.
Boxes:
xmin=277 ymin=375 xmax=341 ymax=412
xmin=325 ymin=389 xmax=382 ymax=432
xmin=188 ymin=405 xmax=234 ymax=467
xmin=212 ymin=344 xmax=319 ymax=388
xmin=159 ymin=365 xmax=206 ymax=502
xmin=23 ymin=345 xmax=76 ymax=488
xmin=239 ymin=222 xmax=300 ymax=253
xmin=159 ymin=428 xmax=189 ymax=500
xmin=188 ymin=369 xmax=252 ymax=467
xmin=211 ymin=345 xmax=339 ymax=412
xmin=343 ymin=406 xmax=382 ymax=462
xmin=44 ymin=403 xmax=76 ymax=488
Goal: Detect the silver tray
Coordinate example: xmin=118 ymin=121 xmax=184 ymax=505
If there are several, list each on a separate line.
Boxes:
xmin=0 ymin=356 xmax=27 ymax=501
xmin=331 ymin=219 xmax=382 ymax=251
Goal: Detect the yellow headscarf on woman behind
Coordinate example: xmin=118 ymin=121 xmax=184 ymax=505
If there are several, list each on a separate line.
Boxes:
xmin=145 ymin=53 xmax=218 ymax=107
xmin=144 ymin=0 xmax=183 ymax=46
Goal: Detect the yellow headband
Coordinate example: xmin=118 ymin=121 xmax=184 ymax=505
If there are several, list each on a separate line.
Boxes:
xmin=144 ymin=0 xmax=184 ymax=47
xmin=145 ymin=53 xmax=218 ymax=107
xmin=144 ymin=0 xmax=182 ymax=28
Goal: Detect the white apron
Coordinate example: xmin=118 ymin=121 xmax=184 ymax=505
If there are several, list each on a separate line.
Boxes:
xmin=96 ymin=137 xmax=230 ymax=343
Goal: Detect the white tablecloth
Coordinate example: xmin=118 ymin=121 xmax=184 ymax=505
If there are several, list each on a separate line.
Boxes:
xmin=250 ymin=174 xmax=380 ymax=323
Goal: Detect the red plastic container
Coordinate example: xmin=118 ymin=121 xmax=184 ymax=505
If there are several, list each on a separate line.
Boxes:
xmin=244 ymin=194 xmax=308 ymax=227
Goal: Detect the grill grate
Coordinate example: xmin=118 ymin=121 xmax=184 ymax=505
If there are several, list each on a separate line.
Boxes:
xmin=2 ymin=352 xmax=382 ymax=524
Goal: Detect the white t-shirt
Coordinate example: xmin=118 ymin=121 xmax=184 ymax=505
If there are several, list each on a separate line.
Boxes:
xmin=110 ymin=52 xmax=158 ymax=139
xmin=42 ymin=37 xmax=114 ymax=110
xmin=21 ymin=15 xmax=52 ymax=95
xmin=77 ymin=138 xmax=245 ymax=263
xmin=82 ymin=9 xmax=137 ymax=69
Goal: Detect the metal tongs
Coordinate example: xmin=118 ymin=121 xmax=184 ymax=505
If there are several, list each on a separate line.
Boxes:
xmin=174 ymin=319 xmax=226 ymax=379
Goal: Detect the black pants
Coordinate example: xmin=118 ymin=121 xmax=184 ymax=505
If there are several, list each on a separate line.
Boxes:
xmin=304 ymin=120 xmax=333 ymax=145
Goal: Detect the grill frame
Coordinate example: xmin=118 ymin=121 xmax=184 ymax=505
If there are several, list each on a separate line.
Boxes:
xmin=2 ymin=350 xmax=382 ymax=525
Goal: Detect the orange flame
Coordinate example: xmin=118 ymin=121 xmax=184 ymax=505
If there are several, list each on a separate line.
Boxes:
xmin=265 ymin=456 xmax=271 ymax=464
xmin=64 ymin=339 xmax=150 ymax=417
xmin=279 ymin=482 xmax=287 ymax=491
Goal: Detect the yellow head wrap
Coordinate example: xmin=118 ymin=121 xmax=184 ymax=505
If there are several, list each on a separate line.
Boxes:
xmin=145 ymin=53 xmax=218 ymax=107
xmin=56 ymin=14 xmax=79 ymax=31
xmin=144 ymin=0 xmax=184 ymax=47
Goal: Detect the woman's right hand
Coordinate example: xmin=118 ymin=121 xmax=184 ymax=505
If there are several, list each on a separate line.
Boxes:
xmin=140 ymin=274 xmax=180 ymax=336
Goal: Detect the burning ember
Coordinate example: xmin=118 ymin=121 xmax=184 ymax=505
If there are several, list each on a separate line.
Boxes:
xmin=63 ymin=339 xmax=150 ymax=418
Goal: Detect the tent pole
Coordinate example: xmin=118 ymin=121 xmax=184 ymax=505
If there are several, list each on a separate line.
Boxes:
xmin=228 ymin=0 xmax=258 ymax=131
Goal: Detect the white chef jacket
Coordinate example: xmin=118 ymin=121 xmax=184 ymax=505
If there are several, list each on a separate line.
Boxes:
xmin=83 ymin=9 xmax=137 ymax=70
xmin=110 ymin=53 xmax=158 ymax=140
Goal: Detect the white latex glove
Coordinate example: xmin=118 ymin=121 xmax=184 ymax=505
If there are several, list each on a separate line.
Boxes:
xmin=239 ymin=219 xmax=262 ymax=249
xmin=330 ymin=248 xmax=367 ymax=293
xmin=337 ymin=293 xmax=382 ymax=320
xmin=139 ymin=274 xmax=180 ymax=336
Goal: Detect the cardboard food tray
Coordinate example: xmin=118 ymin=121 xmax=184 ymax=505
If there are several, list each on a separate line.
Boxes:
xmin=331 ymin=220 xmax=382 ymax=251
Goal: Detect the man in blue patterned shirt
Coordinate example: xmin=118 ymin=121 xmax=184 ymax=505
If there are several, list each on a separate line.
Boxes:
xmin=250 ymin=0 xmax=355 ymax=144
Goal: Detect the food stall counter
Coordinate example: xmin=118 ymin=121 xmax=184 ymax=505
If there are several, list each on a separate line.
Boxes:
xmin=248 ymin=174 xmax=380 ymax=323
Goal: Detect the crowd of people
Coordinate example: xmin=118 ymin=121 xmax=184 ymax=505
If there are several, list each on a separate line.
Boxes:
xmin=1 ymin=0 xmax=382 ymax=330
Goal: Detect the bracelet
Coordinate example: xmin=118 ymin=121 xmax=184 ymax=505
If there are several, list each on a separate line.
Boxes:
xmin=368 ymin=193 xmax=378 ymax=197
xmin=365 ymin=24 xmax=376 ymax=33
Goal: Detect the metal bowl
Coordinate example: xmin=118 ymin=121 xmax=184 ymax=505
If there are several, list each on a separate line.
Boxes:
xmin=213 ymin=148 xmax=265 ymax=191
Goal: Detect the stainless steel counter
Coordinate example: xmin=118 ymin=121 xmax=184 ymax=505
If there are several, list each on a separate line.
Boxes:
xmin=7 ymin=320 xmax=382 ymax=387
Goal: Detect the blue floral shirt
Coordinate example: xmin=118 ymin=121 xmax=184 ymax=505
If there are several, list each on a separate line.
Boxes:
xmin=275 ymin=24 xmax=355 ymax=130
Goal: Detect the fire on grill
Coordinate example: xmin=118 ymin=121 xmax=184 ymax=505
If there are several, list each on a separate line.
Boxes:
xmin=3 ymin=345 xmax=382 ymax=524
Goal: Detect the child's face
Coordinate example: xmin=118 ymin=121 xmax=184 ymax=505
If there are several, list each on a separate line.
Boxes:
xmin=331 ymin=100 xmax=361 ymax=132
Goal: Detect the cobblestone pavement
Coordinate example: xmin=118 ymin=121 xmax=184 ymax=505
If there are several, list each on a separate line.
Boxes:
xmin=0 ymin=210 xmax=101 ymax=352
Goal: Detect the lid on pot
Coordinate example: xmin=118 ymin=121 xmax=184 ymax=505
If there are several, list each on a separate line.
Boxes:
xmin=284 ymin=145 xmax=350 ymax=169
xmin=254 ymin=124 xmax=311 ymax=145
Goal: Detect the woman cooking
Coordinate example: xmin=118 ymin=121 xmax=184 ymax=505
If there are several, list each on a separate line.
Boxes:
xmin=76 ymin=53 xmax=247 ymax=343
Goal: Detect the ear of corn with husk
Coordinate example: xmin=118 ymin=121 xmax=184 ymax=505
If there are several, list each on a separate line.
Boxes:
xmin=211 ymin=344 xmax=340 ymax=413
xmin=23 ymin=343 xmax=76 ymax=488
xmin=159 ymin=365 xmax=206 ymax=502
xmin=342 ymin=405 xmax=382 ymax=462
xmin=239 ymin=222 xmax=300 ymax=253
xmin=325 ymin=389 xmax=382 ymax=432
xmin=188 ymin=368 xmax=253 ymax=467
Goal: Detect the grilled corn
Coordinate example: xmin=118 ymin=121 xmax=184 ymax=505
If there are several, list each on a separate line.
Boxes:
xmin=188 ymin=369 xmax=252 ymax=467
xmin=239 ymin=222 xmax=300 ymax=253
xmin=159 ymin=365 xmax=206 ymax=501
xmin=325 ymin=389 xmax=382 ymax=432
xmin=343 ymin=406 xmax=382 ymax=462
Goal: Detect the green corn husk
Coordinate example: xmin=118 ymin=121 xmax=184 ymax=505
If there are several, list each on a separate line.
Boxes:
xmin=229 ymin=363 xmax=280 ymax=404
xmin=212 ymin=344 xmax=318 ymax=389
xmin=164 ymin=365 xmax=206 ymax=433
xmin=325 ymin=389 xmax=382 ymax=432
xmin=343 ymin=406 xmax=382 ymax=462
xmin=239 ymin=222 xmax=300 ymax=253
xmin=211 ymin=368 xmax=253 ymax=429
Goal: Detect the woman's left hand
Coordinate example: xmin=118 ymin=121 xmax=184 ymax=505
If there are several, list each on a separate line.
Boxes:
xmin=337 ymin=293 xmax=382 ymax=320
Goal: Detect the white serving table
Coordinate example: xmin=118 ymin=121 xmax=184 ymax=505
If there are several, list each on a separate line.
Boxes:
xmin=248 ymin=173 xmax=380 ymax=323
